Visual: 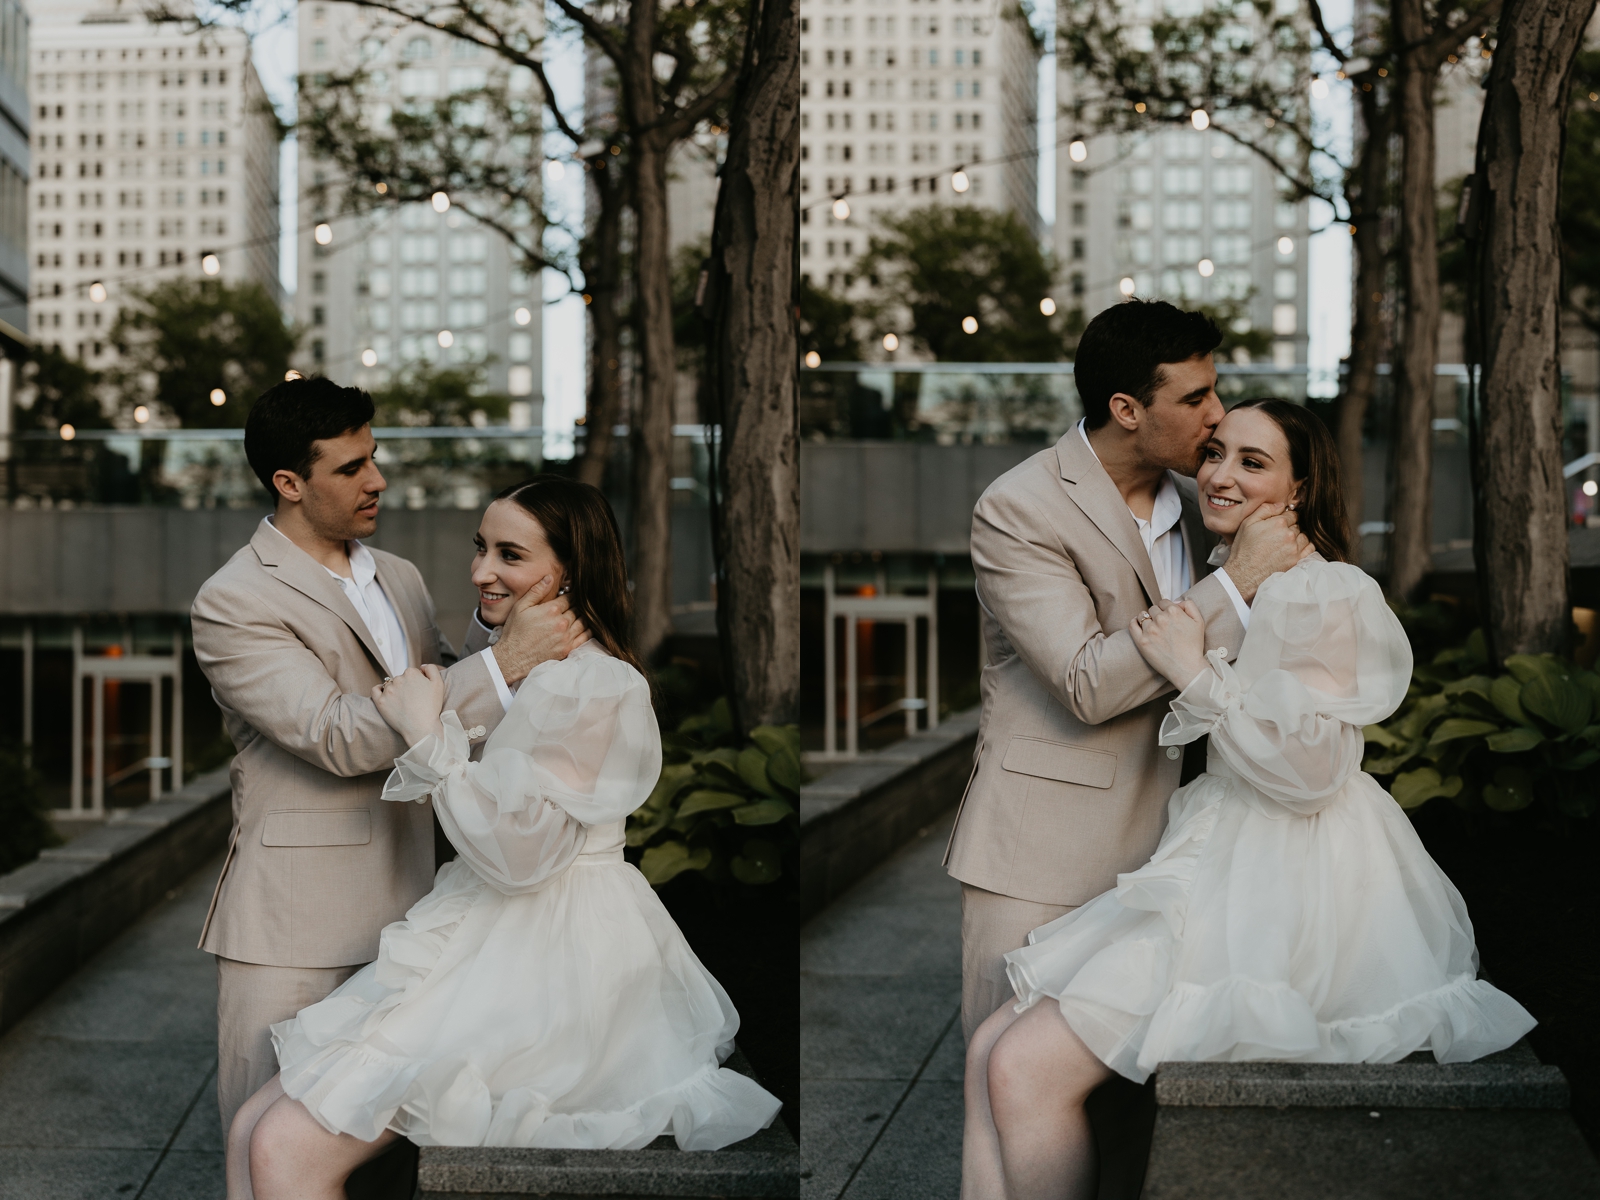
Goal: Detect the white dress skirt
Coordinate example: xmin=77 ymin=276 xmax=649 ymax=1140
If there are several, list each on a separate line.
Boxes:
xmin=270 ymin=642 xmax=782 ymax=1149
xmin=1004 ymin=558 xmax=1537 ymax=1085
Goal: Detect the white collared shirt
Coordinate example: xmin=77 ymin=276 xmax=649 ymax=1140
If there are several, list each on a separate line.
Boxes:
xmin=267 ymin=518 xmax=410 ymax=677
xmin=1077 ymin=420 xmax=1251 ymax=627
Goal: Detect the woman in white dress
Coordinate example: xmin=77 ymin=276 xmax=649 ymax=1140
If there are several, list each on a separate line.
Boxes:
xmin=961 ymin=400 xmax=1537 ymax=1200
xmin=228 ymin=477 xmax=781 ymax=1200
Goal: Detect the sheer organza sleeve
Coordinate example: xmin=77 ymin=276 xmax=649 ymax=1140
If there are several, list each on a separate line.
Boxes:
xmin=381 ymin=649 xmax=662 ymax=893
xmin=1158 ymin=561 xmax=1413 ymax=816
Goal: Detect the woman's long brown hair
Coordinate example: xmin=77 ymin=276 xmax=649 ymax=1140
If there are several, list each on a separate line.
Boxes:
xmin=494 ymin=475 xmax=646 ymax=673
xmin=1228 ymin=398 xmax=1354 ymax=564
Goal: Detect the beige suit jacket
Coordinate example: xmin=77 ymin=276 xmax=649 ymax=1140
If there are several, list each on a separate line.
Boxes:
xmin=943 ymin=430 xmax=1247 ymax=907
xmin=193 ymin=518 xmax=506 ymax=968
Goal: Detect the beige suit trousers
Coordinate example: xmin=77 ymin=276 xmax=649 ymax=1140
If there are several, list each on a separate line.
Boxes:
xmin=960 ymin=884 xmax=1074 ymax=1042
xmin=215 ymin=956 xmax=361 ymax=1135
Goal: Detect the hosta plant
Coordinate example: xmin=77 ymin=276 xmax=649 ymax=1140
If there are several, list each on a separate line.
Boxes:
xmin=626 ymin=697 xmax=804 ymax=889
xmin=1363 ymin=629 xmax=1600 ymax=819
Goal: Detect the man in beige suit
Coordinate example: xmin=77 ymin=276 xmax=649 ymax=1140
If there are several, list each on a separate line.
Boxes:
xmin=192 ymin=377 xmax=585 ymax=1139
xmin=945 ymin=301 xmax=1307 ymax=1041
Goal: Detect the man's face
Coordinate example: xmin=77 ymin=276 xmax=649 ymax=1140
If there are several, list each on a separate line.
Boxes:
xmin=278 ymin=425 xmax=386 ymax=540
xmin=1132 ymin=353 xmax=1224 ymax=476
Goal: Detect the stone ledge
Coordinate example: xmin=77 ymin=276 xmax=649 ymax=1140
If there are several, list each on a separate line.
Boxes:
xmin=0 ymin=767 xmax=232 ymax=1035
xmin=799 ymin=708 xmax=979 ymax=920
xmin=417 ymin=1055 xmax=799 ymax=1200
xmin=1154 ymin=1047 xmax=1570 ymax=1111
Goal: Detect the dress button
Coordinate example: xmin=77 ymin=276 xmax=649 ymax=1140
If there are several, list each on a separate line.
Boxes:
xmin=1166 ymin=746 xmax=1181 ymax=760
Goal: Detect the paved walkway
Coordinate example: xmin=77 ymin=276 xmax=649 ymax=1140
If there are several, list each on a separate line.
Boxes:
xmin=0 ymin=853 xmax=226 ymax=1200
xmin=801 ymin=810 xmax=963 ymax=1200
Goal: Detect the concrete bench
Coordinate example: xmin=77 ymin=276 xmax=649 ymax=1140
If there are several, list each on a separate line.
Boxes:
xmin=1142 ymin=1041 xmax=1600 ymax=1199
xmin=416 ymin=1053 xmax=799 ymax=1200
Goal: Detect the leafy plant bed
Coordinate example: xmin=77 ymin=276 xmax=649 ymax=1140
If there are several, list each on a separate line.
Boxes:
xmin=1409 ymin=802 xmax=1600 ymax=1155
xmin=656 ymin=873 xmax=799 ymax=1139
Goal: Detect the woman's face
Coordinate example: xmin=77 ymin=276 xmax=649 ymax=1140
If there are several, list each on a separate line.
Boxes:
xmin=471 ymin=500 xmax=566 ymax=627
xmin=1195 ymin=407 xmax=1302 ymax=538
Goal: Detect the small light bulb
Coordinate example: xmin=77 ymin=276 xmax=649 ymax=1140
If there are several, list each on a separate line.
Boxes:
xmin=1040 ymin=297 xmax=1057 ymax=316
xmin=514 ymin=306 xmax=532 ymax=325
xmin=1119 ymin=276 xmax=1137 ymax=296
xmin=832 ymin=197 xmax=850 ymax=221
xmin=1134 ymin=101 xmax=1146 ymax=113
xmin=314 ymin=223 xmax=332 ymax=245
xmin=1586 ymin=480 xmax=1599 ymax=497
xmin=804 ymin=350 xmax=822 ymax=368
xmin=883 ymin=333 xmax=899 ymax=351
xmin=438 ymin=329 xmax=454 ymax=348
xmin=285 ymin=369 xmax=304 ymax=381
xmin=89 ymin=281 xmax=106 ymax=303
xmin=210 ymin=388 xmax=226 ymax=406
xmin=133 ymin=405 xmax=150 ymax=424
xmin=951 ymin=169 xmax=970 ymax=193
xmin=1068 ymin=139 xmax=1087 ymax=163
xmin=1191 ymin=108 xmax=1210 ymax=130
xmin=1311 ymin=78 xmax=1330 ymax=99
xmin=431 ymin=191 xmax=451 ymax=213
xmin=962 ymin=315 xmax=978 ymax=334
xmin=1198 ymin=258 xmax=1215 ymax=277
xmin=361 ymin=348 xmax=378 ymax=367
xmin=1278 ymin=236 xmax=1294 ymax=255
xmin=202 ymin=253 xmax=220 ymax=275
xmin=60 ymin=423 xmax=76 ymax=441
xmin=545 ymin=160 xmax=565 ymax=181
xmin=375 ymin=181 xmax=388 ymax=194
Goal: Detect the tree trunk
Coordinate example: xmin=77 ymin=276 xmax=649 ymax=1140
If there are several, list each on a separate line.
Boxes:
xmin=628 ymin=138 xmax=678 ymax=662
xmin=1472 ymin=0 xmax=1594 ymax=658
xmin=1339 ymin=91 xmax=1392 ymax=557
xmin=1387 ymin=0 xmax=1443 ymax=602
xmin=706 ymin=0 xmax=801 ymax=731
xmin=577 ymin=158 xmax=625 ymax=490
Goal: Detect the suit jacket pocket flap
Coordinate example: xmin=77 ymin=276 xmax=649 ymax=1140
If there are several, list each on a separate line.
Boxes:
xmin=261 ymin=808 xmax=372 ymax=847
xmin=1001 ymin=737 xmax=1117 ymax=789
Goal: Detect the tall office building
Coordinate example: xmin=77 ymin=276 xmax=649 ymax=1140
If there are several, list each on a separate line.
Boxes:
xmin=295 ymin=1 xmax=542 ymax=413
xmin=0 ymin=0 xmax=27 ymax=342
xmin=798 ymin=0 xmax=1041 ymax=291
xmin=27 ymin=0 xmax=279 ymax=365
xmin=1055 ymin=36 xmax=1312 ymax=366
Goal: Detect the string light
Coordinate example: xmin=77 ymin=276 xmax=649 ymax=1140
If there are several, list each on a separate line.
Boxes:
xmin=883 ymin=333 xmax=899 ymax=351
xmin=1119 ymin=277 xmax=1137 ymax=296
xmin=545 ymin=160 xmax=566 ymax=181
xmin=361 ymin=349 xmax=378 ymax=367
xmin=804 ymin=350 xmax=822 ymax=368
xmin=1040 ymin=297 xmax=1057 ymax=316
xmin=1278 ymin=236 xmax=1294 ymax=255
xmin=437 ymin=329 xmax=455 ymax=348
xmin=514 ymin=307 xmax=532 ymax=325
xmin=961 ymin=316 xmax=979 ymax=334
xmin=209 ymin=388 xmax=226 ymax=406
xmin=431 ymin=191 xmax=451 ymax=213
xmin=1068 ymin=138 xmax=1087 ymax=163
xmin=1190 ymin=108 xmax=1210 ymax=130
xmin=832 ymin=197 xmax=851 ymax=220
xmin=133 ymin=405 xmax=150 ymax=424
xmin=1311 ymin=78 xmax=1329 ymax=99
xmin=1198 ymin=258 xmax=1215 ymax=277
xmin=314 ymin=223 xmax=332 ymax=245
xmin=89 ymin=282 xmax=106 ymax=303
xmin=285 ymin=370 xmax=304 ymax=381
xmin=951 ymin=169 xmax=970 ymax=193
xmin=202 ymin=253 xmax=221 ymax=275
xmin=60 ymin=423 xmax=76 ymax=441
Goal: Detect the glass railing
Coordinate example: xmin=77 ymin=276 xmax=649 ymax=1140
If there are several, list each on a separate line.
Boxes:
xmin=800 ymin=362 xmax=1319 ymax=443
xmin=0 ymin=426 xmax=716 ymax=510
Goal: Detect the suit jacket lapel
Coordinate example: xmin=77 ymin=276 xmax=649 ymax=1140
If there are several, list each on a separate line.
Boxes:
xmin=1173 ymin=473 xmax=1221 ymax=583
xmin=1055 ymin=430 xmax=1162 ymax=605
xmin=373 ymin=553 xmax=427 ymax=668
xmin=249 ymin=518 xmax=387 ymax=672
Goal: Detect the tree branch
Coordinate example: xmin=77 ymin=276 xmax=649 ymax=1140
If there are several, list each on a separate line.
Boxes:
xmin=1305 ymin=0 xmax=1349 ymax=63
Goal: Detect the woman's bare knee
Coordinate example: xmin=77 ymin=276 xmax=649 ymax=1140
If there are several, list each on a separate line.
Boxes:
xmin=988 ymin=1006 xmax=1103 ymax=1118
xmin=966 ymin=1003 xmax=1019 ymax=1088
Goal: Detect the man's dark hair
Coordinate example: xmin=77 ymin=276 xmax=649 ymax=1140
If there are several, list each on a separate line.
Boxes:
xmin=1074 ymin=300 xmax=1222 ymax=430
xmin=244 ymin=376 xmax=376 ymax=503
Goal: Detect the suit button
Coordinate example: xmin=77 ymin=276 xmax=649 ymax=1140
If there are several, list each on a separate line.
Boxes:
xmin=1166 ymin=746 xmax=1181 ymax=760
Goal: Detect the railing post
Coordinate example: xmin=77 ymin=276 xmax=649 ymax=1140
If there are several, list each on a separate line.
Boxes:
xmin=71 ymin=625 xmax=83 ymax=815
xmin=927 ymin=570 xmax=939 ymax=730
xmin=90 ymin=662 xmax=104 ymax=818
xmin=823 ymin=566 xmax=836 ymax=758
xmin=20 ymin=622 xmax=32 ymax=763
xmin=904 ymin=615 xmax=917 ymax=738
xmin=845 ymin=613 xmax=858 ymax=758
xmin=172 ymin=628 xmax=183 ymax=792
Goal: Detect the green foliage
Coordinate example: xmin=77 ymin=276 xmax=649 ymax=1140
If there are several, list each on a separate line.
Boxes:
xmin=14 ymin=344 xmax=110 ymax=433
xmin=108 ymin=279 xmax=297 ymax=428
xmin=368 ymin=360 xmax=511 ymax=428
xmin=1363 ymin=627 xmax=1600 ymax=819
xmin=1563 ymin=52 xmax=1600 ymax=336
xmin=799 ymin=277 xmax=862 ymax=363
xmin=0 ymin=743 xmax=60 ymax=876
xmin=1192 ymin=296 xmax=1272 ymax=362
xmin=857 ymin=205 xmax=1068 ymax=362
xmin=626 ymin=698 xmax=803 ymax=890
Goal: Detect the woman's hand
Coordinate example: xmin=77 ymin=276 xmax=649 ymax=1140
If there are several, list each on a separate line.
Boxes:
xmin=372 ymin=664 xmax=448 ymax=746
xmin=1129 ymin=599 xmax=1210 ymax=692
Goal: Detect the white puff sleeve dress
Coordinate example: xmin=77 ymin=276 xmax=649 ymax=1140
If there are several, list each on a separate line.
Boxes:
xmin=1004 ymin=558 xmax=1536 ymax=1084
xmin=270 ymin=641 xmax=782 ymax=1149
